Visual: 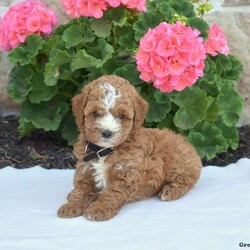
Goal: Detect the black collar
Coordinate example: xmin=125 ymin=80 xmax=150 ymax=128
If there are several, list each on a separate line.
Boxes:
xmin=83 ymin=141 xmax=113 ymax=162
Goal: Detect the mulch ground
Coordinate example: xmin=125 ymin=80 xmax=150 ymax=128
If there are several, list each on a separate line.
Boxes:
xmin=0 ymin=115 xmax=249 ymax=169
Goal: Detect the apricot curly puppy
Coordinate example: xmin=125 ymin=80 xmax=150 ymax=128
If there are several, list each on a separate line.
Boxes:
xmin=57 ymin=75 xmax=202 ymax=221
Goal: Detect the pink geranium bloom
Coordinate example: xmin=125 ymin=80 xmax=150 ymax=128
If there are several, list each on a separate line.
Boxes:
xmin=136 ymin=22 xmax=206 ymax=93
xmin=60 ymin=0 xmax=80 ymax=18
xmin=149 ymin=55 xmax=168 ymax=78
xmin=205 ymin=23 xmax=230 ymax=56
xmin=0 ymin=0 xmax=58 ymax=51
xmin=121 ymin=0 xmax=147 ymax=12
xmin=27 ymin=16 xmax=42 ymax=32
xmin=139 ymin=29 xmax=156 ymax=52
xmin=168 ymin=58 xmax=186 ymax=76
xmin=154 ymin=77 xmax=174 ymax=93
xmin=61 ymin=0 xmax=107 ymax=19
xmin=60 ymin=0 xmax=146 ymax=19
xmin=135 ymin=50 xmax=150 ymax=66
xmin=106 ymin=0 xmax=121 ymax=7
xmin=156 ymin=37 xmax=175 ymax=57
xmin=89 ymin=0 xmax=107 ymax=19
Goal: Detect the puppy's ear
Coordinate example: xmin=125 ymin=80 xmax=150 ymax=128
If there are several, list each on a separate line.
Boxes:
xmin=133 ymin=94 xmax=149 ymax=130
xmin=72 ymin=85 xmax=91 ymax=130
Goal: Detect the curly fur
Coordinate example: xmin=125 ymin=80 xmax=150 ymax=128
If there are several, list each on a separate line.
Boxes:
xmin=57 ymin=75 xmax=202 ymax=221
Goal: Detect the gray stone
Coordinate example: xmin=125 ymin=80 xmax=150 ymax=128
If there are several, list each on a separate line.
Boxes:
xmin=223 ymin=0 xmax=250 ymax=6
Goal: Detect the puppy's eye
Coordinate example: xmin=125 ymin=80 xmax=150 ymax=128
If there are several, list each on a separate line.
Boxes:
xmin=119 ymin=114 xmax=125 ymax=120
xmin=93 ymin=111 xmax=100 ymax=117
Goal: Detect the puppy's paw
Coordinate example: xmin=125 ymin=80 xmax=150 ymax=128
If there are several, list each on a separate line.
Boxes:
xmin=57 ymin=202 xmax=83 ymax=218
xmin=84 ymin=201 xmax=119 ymax=221
xmin=159 ymin=183 xmax=188 ymax=201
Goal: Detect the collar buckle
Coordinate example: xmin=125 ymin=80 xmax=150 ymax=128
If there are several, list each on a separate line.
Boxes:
xmin=83 ymin=141 xmax=114 ymax=162
xmin=96 ymin=147 xmax=114 ymax=158
xmin=85 ymin=142 xmax=90 ymax=153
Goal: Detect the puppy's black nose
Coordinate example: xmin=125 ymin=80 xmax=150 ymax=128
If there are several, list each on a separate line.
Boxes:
xmin=102 ymin=130 xmax=113 ymax=139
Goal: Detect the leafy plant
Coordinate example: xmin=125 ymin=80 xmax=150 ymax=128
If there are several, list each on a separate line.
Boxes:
xmin=2 ymin=0 xmax=243 ymax=159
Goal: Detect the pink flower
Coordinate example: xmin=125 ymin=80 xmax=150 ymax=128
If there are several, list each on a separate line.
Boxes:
xmin=136 ymin=22 xmax=206 ymax=93
xmin=205 ymin=23 xmax=230 ymax=56
xmin=27 ymin=16 xmax=42 ymax=32
xmin=0 ymin=0 xmax=58 ymax=51
xmin=60 ymin=0 xmax=147 ymax=19
xmin=106 ymin=0 xmax=121 ymax=8
xmin=61 ymin=0 xmax=107 ymax=19
xmin=121 ymin=0 xmax=147 ymax=12
xmin=59 ymin=0 xmax=80 ymax=18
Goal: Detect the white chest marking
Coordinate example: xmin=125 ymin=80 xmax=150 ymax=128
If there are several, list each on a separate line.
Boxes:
xmin=91 ymin=156 xmax=108 ymax=190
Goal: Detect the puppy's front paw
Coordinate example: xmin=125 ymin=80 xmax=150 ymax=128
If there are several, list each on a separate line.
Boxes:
xmin=57 ymin=202 xmax=83 ymax=218
xmin=84 ymin=201 xmax=119 ymax=221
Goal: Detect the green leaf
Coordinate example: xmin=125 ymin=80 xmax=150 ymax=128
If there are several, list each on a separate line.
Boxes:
xmin=172 ymin=87 xmax=208 ymax=130
xmin=102 ymin=58 xmax=121 ymax=74
xmin=71 ymin=50 xmax=96 ymax=70
xmin=63 ymin=23 xmax=85 ymax=48
xmin=216 ymin=118 xmax=239 ymax=150
xmin=59 ymin=101 xmax=70 ymax=114
xmin=106 ymin=7 xmax=127 ymax=27
xmin=44 ymin=50 xmax=73 ymax=86
xmin=8 ymin=35 xmax=44 ymax=65
xmin=90 ymin=18 xmax=111 ymax=38
xmin=205 ymin=97 xmax=219 ymax=122
xmin=8 ymin=47 xmax=30 ymax=65
xmin=117 ymin=31 xmax=135 ymax=52
xmin=202 ymin=59 xmax=220 ymax=85
xmin=18 ymin=118 xmax=36 ymax=137
xmin=187 ymin=122 xmax=227 ymax=160
xmin=157 ymin=113 xmax=175 ymax=129
xmin=217 ymin=85 xmax=243 ymax=126
xmin=198 ymin=79 xmax=220 ymax=97
xmin=71 ymin=39 xmax=114 ymax=70
xmin=7 ymin=65 xmax=33 ymax=103
xmin=170 ymin=0 xmax=196 ymax=18
xmin=155 ymin=2 xmax=175 ymax=21
xmin=143 ymin=94 xmax=171 ymax=123
xmin=214 ymin=54 xmax=232 ymax=75
xmin=20 ymin=101 xmax=62 ymax=131
xmin=113 ymin=64 xmax=143 ymax=86
xmin=154 ymin=90 xmax=170 ymax=104
xmin=60 ymin=112 xmax=78 ymax=145
xmin=133 ymin=11 xmax=161 ymax=41
xmin=28 ymin=72 xmax=58 ymax=104
xmin=41 ymin=35 xmax=60 ymax=55
xmin=222 ymin=55 xmax=243 ymax=81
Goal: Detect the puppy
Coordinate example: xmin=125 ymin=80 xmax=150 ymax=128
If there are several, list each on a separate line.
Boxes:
xmin=57 ymin=75 xmax=202 ymax=221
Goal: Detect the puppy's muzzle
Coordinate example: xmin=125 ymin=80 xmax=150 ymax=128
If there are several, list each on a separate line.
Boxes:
xmin=102 ymin=130 xmax=113 ymax=139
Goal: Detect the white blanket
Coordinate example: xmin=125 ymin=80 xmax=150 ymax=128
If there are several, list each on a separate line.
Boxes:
xmin=0 ymin=158 xmax=250 ymax=250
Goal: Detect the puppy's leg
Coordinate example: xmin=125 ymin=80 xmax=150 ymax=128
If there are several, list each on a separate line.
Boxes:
xmin=159 ymin=177 xmax=191 ymax=201
xmin=159 ymin=166 xmax=201 ymax=201
xmin=159 ymin=139 xmax=202 ymax=201
xmin=84 ymin=169 xmax=141 ymax=221
xmin=57 ymin=168 xmax=98 ymax=218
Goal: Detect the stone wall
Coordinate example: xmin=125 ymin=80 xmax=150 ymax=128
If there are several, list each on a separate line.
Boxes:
xmin=0 ymin=0 xmax=250 ymax=125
